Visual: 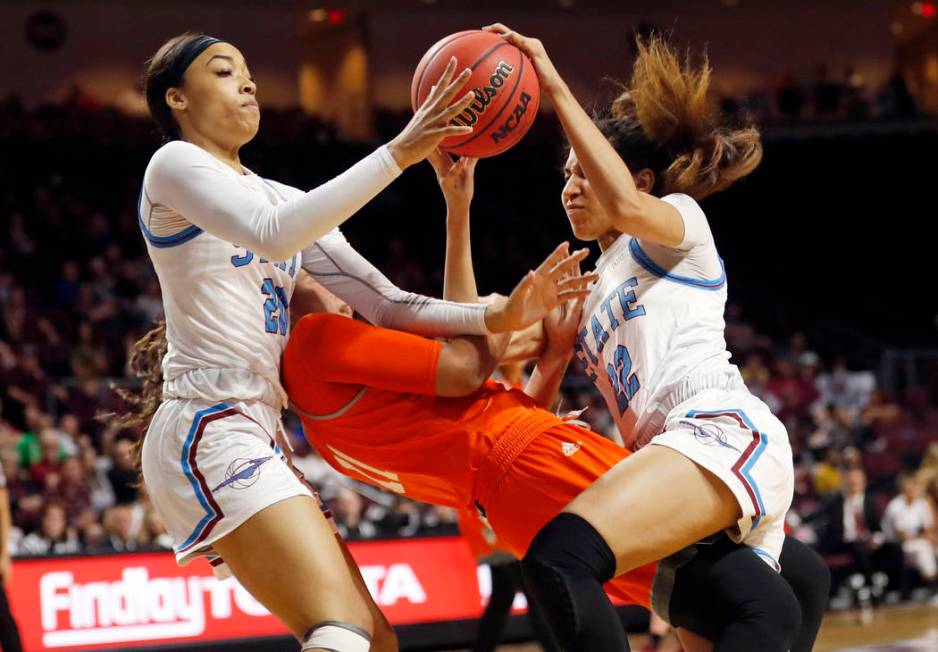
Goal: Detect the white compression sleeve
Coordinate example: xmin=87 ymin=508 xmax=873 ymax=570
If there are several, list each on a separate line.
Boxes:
xmin=143 ymin=140 xmax=401 ymax=262
xmin=302 ymin=230 xmax=490 ymax=337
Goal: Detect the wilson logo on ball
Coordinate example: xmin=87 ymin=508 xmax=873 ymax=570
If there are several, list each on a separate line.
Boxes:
xmin=450 ymin=61 xmax=515 ymax=128
xmin=412 ymin=30 xmax=540 ymax=158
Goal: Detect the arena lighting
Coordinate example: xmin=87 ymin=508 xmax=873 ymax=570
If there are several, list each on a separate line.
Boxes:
xmin=912 ymin=1 xmax=938 ymax=18
xmin=327 ymin=8 xmax=346 ymax=24
xmin=308 ymin=8 xmax=327 ymax=22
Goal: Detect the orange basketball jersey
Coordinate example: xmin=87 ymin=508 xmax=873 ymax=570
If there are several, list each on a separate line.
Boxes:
xmin=282 ymin=313 xmax=656 ymax=607
xmin=282 ymin=313 xmax=562 ymax=510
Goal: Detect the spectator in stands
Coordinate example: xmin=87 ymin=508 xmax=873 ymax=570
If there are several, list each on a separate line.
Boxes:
xmin=805 ymin=468 xmax=885 ymax=589
xmin=817 ymin=357 xmax=876 ymax=422
xmin=17 ymin=501 xmax=80 ymax=555
xmin=881 ymin=474 xmax=938 ymax=596
xmin=106 ymin=436 xmax=138 ymax=504
xmin=28 ymin=429 xmax=63 ymax=487
xmin=79 ymin=437 xmax=115 ymax=512
xmin=4 ymin=348 xmax=48 ymax=410
xmin=918 ymin=444 xmax=938 ymax=506
xmin=813 ymin=447 xmax=844 ymax=497
xmin=741 ymin=352 xmax=772 ymax=404
xmin=860 ymin=389 xmax=901 ymax=430
xmin=765 ymin=358 xmax=817 ymax=422
xmin=14 ymin=404 xmax=45 ymax=468
xmin=100 ymin=504 xmax=136 ymax=552
xmin=141 ymin=507 xmax=172 ymax=549
xmin=332 ymin=487 xmax=377 ymax=540
xmin=43 ymin=455 xmax=91 ymax=524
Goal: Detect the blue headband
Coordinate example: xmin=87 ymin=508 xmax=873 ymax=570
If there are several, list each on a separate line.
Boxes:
xmin=170 ymin=35 xmax=223 ymax=83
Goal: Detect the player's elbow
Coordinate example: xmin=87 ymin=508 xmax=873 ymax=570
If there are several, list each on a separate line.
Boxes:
xmin=436 ymin=338 xmax=490 ymax=397
xmin=253 ymin=240 xmax=297 ymax=265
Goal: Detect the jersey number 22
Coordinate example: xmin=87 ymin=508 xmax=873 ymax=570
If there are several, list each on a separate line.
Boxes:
xmin=607 ymin=344 xmax=640 ymax=416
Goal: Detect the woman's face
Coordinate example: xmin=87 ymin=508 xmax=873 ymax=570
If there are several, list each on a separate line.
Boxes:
xmin=170 ymin=42 xmax=259 ymax=147
xmin=42 ymin=505 xmax=67 ymax=540
xmin=561 ymin=151 xmax=618 ymax=244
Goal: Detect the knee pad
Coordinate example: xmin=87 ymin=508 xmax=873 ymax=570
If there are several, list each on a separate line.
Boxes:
xmin=301 ymin=621 xmax=371 ymax=652
xmin=522 ymin=512 xmax=627 ymax=651
xmin=524 ymin=512 xmax=617 ymax=583
xmin=756 ymin=582 xmax=802 ymax=652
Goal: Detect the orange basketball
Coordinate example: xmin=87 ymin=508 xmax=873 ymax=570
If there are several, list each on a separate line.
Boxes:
xmin=411 ymin=30 xmax=540 ymax=158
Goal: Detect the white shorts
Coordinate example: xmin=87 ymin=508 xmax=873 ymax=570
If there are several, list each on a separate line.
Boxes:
xmin=650 ymin=389 xmax=794 ymax=570
xmin=141 ymin=399 xmax=314 ymax=573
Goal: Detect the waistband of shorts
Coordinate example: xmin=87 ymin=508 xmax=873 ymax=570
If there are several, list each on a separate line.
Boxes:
xmin=472 ymin=412 xmax=560 ymax=513
xmin=633 ymin=368 xmax=746 ymax=445
xmin=163 ymin=368 xmax=286 ymax=411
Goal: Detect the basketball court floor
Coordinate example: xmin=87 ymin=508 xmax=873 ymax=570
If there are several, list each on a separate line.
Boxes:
xmin=485 ymin=604 xmax=938 ymax=651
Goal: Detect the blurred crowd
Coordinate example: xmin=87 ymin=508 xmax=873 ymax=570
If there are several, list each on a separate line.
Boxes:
xmin=1 ymin=98 xmax=936 ymax=616
xmin=719 ymin=65 xmax=919 ymax=126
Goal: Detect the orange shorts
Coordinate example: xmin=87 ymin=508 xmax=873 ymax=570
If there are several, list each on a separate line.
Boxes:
xmin=480 ymin=422 xmax=657 ymax=608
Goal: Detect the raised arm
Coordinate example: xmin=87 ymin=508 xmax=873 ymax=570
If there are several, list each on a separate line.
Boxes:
xmin=524 ymin=298 xmax=583 ymax=410
xmin=145 ymin=141 xmax=402 ymax=261
xmin=483 ymin=24 xmax=685 ymax=248
xmin=287 ymin=313 xmax=499 ymax=398
xmin=144 ymin=58 xmax=480 ymax=262
xmin=426 ymin=149 xmax=480 ymax=304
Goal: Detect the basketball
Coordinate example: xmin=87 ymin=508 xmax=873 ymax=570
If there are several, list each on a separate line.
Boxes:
xmin=411 ymin=30 xmax=540 ymax=158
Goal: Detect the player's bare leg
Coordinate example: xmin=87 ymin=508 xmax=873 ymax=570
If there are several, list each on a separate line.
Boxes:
xmin=336 ymin=533 xmax=399 ymax=651
xmin=213 ymin=495 xmax=376 ymax=650
xmin=564 ymin=445 xmax=740 ymax=575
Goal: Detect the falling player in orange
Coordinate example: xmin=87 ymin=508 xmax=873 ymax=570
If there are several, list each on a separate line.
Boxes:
xmin=282 ymin=150 xmax=659 ymax=610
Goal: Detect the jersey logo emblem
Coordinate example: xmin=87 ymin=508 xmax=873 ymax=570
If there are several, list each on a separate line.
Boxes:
xmin=683 ymin=420 xmax=742 ymax=453
xmin=213 ymin=455 xmax=274 ymax=491
xmin=561 ymin=441 xmax=583 ymax=457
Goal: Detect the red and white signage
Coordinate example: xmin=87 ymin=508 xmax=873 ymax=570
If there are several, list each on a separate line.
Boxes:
xmin=10 ymin=536 xmax=512 ymax=651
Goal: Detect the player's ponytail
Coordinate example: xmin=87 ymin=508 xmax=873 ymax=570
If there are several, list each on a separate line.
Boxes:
xmin=599 ymin=36 xmax=762 ymax=200
xmin=100 ymin=321 xmax=167 ymax=470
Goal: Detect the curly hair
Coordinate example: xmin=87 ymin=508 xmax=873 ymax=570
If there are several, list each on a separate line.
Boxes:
xmin=596 ymin=36 xmax=762 ymax=199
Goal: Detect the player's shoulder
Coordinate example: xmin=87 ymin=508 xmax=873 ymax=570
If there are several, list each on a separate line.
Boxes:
xmin=660 ymin=192 xmax=715 ymax=252
xmin=149 ymin=139 xmax=211 ymax=166
xmin=145 ymin=140 xmax=219 ymax=183
xmin=661 ymin=192 xmax=705 ymax=216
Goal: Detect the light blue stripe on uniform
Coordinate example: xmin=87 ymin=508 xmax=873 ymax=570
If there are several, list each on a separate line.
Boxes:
xmin=686 ymin=407 xmax=769 ymax=530
xmin=752 ymin=546 xmax=781 ymax=571
xmin=628 ymin=238 xmax=726 ymax=290
xmin=176 ymin=402 xmax=230 ymax=552
xmin=137 ymin=186 xmax=204 ymax=248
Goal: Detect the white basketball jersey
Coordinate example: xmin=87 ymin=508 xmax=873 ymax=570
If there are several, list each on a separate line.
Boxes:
xmin=574 ymin=193 xmax=736 ymax=450
xmin=140 ymin=156 xmax=301 ymax=409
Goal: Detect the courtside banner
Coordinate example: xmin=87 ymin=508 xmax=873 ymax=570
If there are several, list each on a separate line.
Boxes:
xmin=10 ymin=536 xmax=503 ymax=651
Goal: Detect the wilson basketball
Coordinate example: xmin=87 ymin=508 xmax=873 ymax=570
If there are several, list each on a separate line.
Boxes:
xmin=411 ymin=30 xmax=540 ymax=158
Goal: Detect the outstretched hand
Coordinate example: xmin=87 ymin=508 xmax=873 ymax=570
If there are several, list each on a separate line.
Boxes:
xmin=486 ymin=242 xmax=597 ymax=333
xmin=427 ymin=148 xmax=478 ymax=212
xmin=544 ymin=297 xmax=585 ymax=355
xmin=387 ymin=57 xmax=477 ymax=170
xmin=482 ymin=23 xmax=564 ymax=95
